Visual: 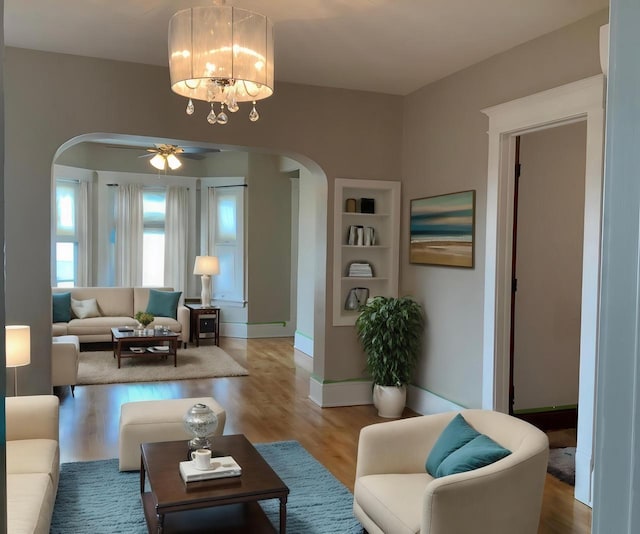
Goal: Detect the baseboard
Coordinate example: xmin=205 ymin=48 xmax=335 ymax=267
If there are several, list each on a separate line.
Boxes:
xmin=513 ymin=407 xmax=578 ymax=431
xmin=307 ymin=379 xmax=466 ymax=411
xmin=574 ymin=446 xmax=594 ymax=507
xmin=294 ymin=351 xmax=313 ymax=373
xmin=294 ymin=331 xmax=313 ymax=357
xmin=309 ymin=376 xmax=372 ymax=407
xmin=221 ymin=322 xmax=295 ymax=339
xmin=406 ymin=385 xmax=465 ymax=415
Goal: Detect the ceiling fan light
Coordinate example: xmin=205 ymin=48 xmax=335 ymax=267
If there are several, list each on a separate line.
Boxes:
xmin=150 ymin=153 xmax=166 ymax=170
xmin=166 ymin=153 xmax=182 ymax=170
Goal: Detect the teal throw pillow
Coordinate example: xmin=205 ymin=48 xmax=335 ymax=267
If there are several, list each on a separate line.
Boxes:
xmin=426 ymin=413 xmax=480 ymax=476
xmin=146 ymin=289 xmax=182 ymax=319
xmin=52 ymin=292 xmax=72 ymax=323
xmin=435 ymin=433 xmax=512 ymax=477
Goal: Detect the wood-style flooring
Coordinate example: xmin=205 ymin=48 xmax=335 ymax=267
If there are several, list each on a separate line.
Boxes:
xmin=57 ymin=336 xmax=591 ymax=533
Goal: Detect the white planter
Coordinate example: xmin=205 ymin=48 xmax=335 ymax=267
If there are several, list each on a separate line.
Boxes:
xmin=373 ymin=385 xmax=406 ymax=418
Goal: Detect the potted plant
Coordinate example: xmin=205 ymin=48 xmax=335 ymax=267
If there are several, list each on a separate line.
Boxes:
xmin=356 ymin=296 xmax=424 ymax=418
xmin=134 ymin=311 xmax=154 ymax=330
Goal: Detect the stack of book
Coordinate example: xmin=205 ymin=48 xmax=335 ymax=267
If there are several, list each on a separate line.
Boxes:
xmin=348 ymin=263 xmax=373 ymax=277
xmin=179 ymin=456 xmax=242 ymax=483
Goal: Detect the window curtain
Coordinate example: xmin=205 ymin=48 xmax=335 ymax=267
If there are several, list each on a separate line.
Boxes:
xmin=115 ymin=184 xmax=143 ymax=286
xmin=77 ymin=180 xmax=91 ymax=286
xmin=164 ymin=186 xmax=189 ymax=293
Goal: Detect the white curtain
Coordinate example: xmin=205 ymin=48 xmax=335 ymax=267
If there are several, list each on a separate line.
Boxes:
xmin=115 ymin=184 xmax=143 ymax=286
xmin=77 ymin=180 xmax=91 ymax=286
xmin=164 ymin=186 xmax=189 ymax=293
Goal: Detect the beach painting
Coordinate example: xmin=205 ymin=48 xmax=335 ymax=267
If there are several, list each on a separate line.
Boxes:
xmin=410 ymin=190 xmax=475 ymax=267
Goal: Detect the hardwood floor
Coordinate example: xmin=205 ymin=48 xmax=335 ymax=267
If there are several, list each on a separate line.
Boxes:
xmin=57 ymin=336 xmax=591 ymax=533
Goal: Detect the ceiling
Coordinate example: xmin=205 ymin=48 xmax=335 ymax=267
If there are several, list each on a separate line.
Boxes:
xmin=5 ymin=0 xmax=608 ymax=96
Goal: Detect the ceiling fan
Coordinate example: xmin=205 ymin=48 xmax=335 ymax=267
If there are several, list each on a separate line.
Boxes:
xmin=144 ymin=144 xmax=185 ymax=171
xmin=102 ymin=142 xmax=220 ymax=171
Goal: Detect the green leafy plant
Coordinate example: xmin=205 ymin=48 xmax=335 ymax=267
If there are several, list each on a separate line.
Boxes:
xmin=355 ymin=296 xmax=424 ymax=387
xmin=134 ymin=311 xmax=154 ymax=327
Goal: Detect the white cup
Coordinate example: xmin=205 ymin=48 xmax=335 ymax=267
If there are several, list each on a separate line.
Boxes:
xmin=191 ymin=448 xmax=212 ymax=470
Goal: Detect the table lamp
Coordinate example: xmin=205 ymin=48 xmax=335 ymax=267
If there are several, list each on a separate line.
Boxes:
xmin=6 ymin=325 xmax=31 ymax=396
xmin=193 ymin=256 xmax=220 ymax=306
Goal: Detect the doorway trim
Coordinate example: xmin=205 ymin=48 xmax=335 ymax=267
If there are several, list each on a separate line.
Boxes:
xmin=481 ymin=74 xmax=605 ymax=505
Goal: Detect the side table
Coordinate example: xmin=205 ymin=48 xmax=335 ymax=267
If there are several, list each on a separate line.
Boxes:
xmin=185 ymin=303 xmax=220 ymax=347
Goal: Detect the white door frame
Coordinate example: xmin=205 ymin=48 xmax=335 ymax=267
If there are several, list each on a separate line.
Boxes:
xmin=481 ymin=74 xmax=605 ymax=506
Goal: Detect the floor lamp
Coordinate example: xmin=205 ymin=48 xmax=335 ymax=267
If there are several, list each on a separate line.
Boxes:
xmin=6 ymin=325 xmax=31 ymax=396
xmin=193 ymin=256 xmax=220 ymax=306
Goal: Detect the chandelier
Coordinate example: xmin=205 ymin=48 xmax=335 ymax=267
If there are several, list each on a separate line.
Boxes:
xmin=168 ymin=3 xmax=274 ymax=125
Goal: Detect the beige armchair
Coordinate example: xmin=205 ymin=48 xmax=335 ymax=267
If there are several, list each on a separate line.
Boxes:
xmin=52 ymin=335 xmax=79 ymax=396
xmin=354 ymin=409 xmax=549 ymax=534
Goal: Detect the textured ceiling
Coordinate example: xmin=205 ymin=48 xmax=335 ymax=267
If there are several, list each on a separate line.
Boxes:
xmin=5 ymin=0 xmax=608 ymax=95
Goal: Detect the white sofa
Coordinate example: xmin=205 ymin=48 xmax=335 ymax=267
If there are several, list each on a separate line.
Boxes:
xmin=52 ymin=287 xmax=189 ymax=345
xmin=354 ymin=410 xmax=549 ymax=534
xmin=6 ymin=395 xmax=60 ymax=534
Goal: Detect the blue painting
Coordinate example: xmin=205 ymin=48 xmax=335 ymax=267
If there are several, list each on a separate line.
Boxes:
xmin=410 ymin=190 xmax=475 ymax=267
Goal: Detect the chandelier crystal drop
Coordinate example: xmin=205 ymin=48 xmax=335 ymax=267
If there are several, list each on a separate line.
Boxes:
xmin=216 ymin=104 xmax=229 ymax=125
xmin=207 ymin=103 xmax=217 ymax=125
xmin=168 ymin=4 xmax=274 ymax=126
xmin=249 ymin=102 xmax=259 ymax=122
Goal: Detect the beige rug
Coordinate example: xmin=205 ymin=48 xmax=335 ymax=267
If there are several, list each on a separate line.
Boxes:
xmin=77 ymin=346 xmax=248 ymax=385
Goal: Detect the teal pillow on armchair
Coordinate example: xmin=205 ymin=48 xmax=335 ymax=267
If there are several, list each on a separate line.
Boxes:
xmin=435 ymin=433 xmax=512 ymax=477
xmin=146 ymin=289 xmax=182 ymax=319
xmin=426 ymin=413 xmax=480 ymax=476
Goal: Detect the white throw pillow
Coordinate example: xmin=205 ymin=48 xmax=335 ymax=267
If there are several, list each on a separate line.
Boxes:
xmin=71 ymin=298 xmax=101 ymax=319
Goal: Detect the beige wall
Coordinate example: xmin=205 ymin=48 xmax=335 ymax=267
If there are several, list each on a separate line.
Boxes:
xmin=514 ymin=122 xmax=586 ymax=411
xmin=246 ymin=153 xmax=292 ymax=324
xmin=4 ymin=46 xmax=403 ymax=394
xmin=402 ymin=9 xmax=607 ymax=408
xmin=4 ymin=9 xmax=607 ymax=399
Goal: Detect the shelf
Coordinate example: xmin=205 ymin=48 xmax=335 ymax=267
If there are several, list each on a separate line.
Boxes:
xmin=333 ymin=178 xmax=400 ymax=326
xmin=341 ymin=212 xmax=390 ymax=217
xmin=342 ymin=245 xmax=388 ymax=249
xmin=341 ymin=277 xmax=388 ymax=282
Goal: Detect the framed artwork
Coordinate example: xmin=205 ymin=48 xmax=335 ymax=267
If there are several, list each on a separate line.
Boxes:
xmin=410 ymin=190 xmax=476 ymax=268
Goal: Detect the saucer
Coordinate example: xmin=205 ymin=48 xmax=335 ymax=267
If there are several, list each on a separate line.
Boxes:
xmin=194 ymin=460 xmax=220 ymax=471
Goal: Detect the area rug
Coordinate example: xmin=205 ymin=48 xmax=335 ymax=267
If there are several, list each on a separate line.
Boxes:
xmin=77 ymin=346 xmax=248 ymax=385
xmin=547 ymin=447 xmax=576 ymax=486
xmin=51 ymin=441 xmax=362 ymax=534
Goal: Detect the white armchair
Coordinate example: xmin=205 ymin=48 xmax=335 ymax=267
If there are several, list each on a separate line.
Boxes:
xmin=353 ymin=409 xmax=549 ymax=534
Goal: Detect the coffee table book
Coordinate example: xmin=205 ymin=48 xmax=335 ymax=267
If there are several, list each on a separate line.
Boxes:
xmin=179 ymin=456 xmax=242 ymax=483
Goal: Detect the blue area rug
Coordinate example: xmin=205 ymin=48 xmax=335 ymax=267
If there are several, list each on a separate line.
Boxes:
xmin=51 ymin=440 xmax=363 ymax=533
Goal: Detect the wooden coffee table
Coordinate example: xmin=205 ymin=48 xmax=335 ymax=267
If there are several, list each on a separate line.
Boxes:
xmin=140 ymin=435 xmax=289 ymax=534
xmin=111 ymin=327 xmax=180 ymax=369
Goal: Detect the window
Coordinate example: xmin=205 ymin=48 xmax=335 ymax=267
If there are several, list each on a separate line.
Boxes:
xmin=54 ymin=180 xmax=79 ymax=287
xmin=142 ymin=190 xmax=166 ymax=286
xmin=208 ymin=186 xmax=245 ymax=302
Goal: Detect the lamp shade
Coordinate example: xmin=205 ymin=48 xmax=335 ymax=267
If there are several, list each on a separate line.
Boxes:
xmin=6 ymin=325 xmax=31 ymax=368
xmin=166 ymin=153 xmax=182 ymax=170
xmin=168 ymin=6 xmax=274 ymax=104
xmin=193 ymin=256 xmax=220 ymax=276
xmin=150 ymin=153 xmax=166 ymax=170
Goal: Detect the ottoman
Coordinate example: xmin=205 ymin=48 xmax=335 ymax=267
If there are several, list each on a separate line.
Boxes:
xmin=118 ymin=397 xmax=226 ymax=471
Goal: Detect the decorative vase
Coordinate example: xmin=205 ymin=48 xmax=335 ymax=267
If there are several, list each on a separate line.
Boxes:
xmin=373 ymin=385 xmax=406 ymax=418
xmin=183 ymin=403 xmax=218 ymax=450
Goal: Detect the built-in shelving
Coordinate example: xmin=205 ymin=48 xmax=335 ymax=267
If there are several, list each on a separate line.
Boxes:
xmin=333 ymin=178 xmax=401 ymax=326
